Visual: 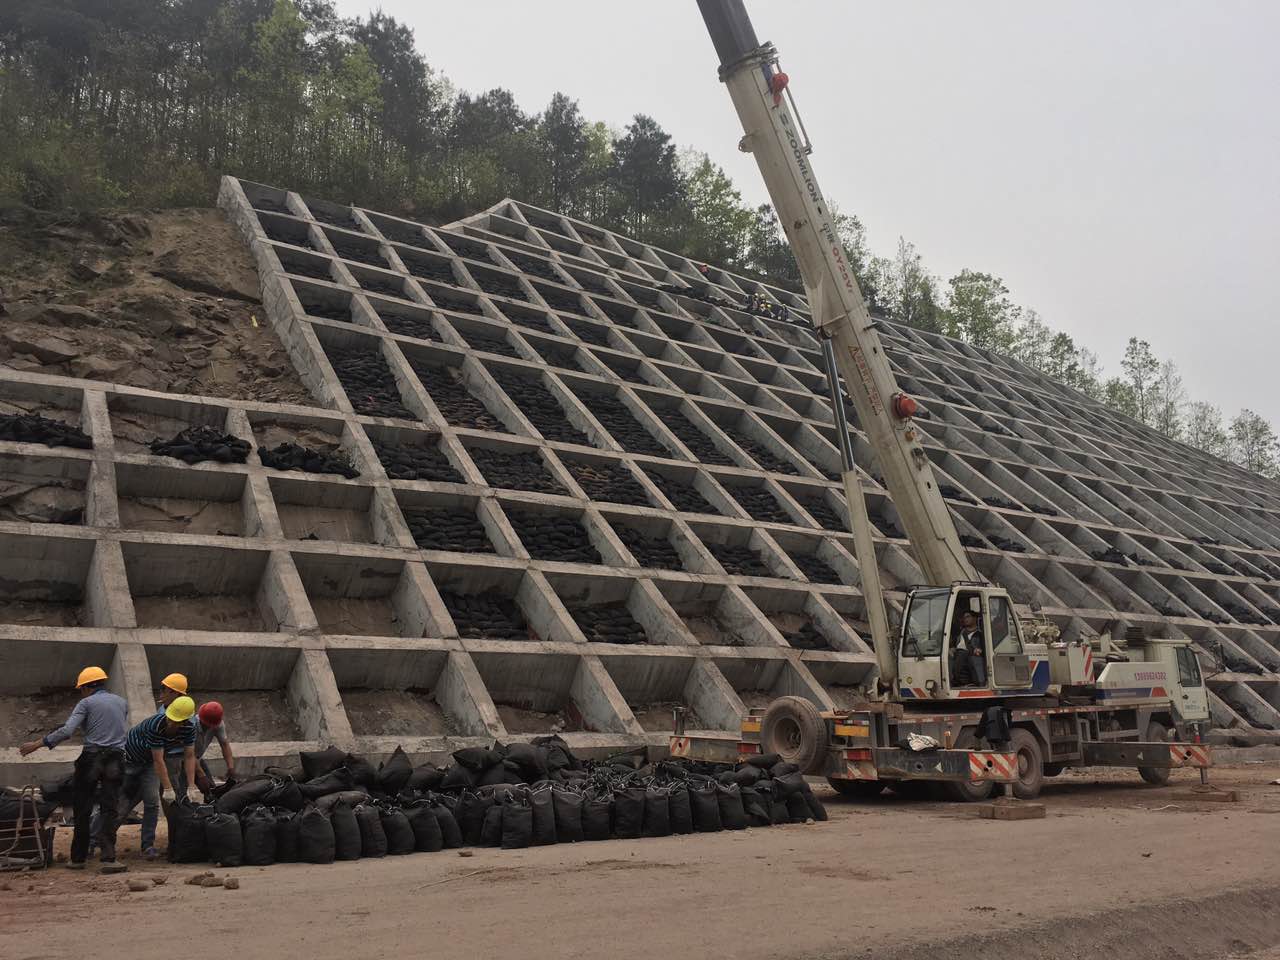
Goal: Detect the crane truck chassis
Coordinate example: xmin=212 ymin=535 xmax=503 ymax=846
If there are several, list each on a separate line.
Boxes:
xmin=684 ymin=3 xmax=1216 ymax=799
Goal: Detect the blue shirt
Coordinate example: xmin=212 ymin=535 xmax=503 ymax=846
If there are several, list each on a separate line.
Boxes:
xmin=43 ymin=689 xmax=129 ymax=751
xmin=124 ymin=710 xmax=196 ymax=765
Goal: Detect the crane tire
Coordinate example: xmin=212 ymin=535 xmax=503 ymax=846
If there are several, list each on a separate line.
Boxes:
xmin=944 ymin=728 xmax=995 ymax=803
xmin=761 ymin=696 xmax=828 ymax=775
xmin=1138 ymin=720 xmax=1172 ymax=786
xmin=827 ymin=778 xmax=884 ymax=800
xmin=1010 ymin=728 xmax=1045 ymax=800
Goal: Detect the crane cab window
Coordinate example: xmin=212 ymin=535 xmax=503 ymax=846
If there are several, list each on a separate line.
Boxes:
xmin=1175 ymin=646 xmax=1201 ymax=687
xmin=902 ymin=588 xmax=950 ymax=657
xmin=987 ymin=595 xmax=1021 ymax=655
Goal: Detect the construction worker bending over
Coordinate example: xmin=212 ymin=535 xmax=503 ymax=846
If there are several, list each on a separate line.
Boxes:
xmin=166 ymin=701 xmax=235 ymax=797
xmin=107 ymin=696 xmax=200 ymax=860
xmin=18 ymin=667 xmax=129 ymax=873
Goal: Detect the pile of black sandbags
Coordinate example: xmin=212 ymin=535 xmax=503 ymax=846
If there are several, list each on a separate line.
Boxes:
xmin=403 ymin=507 xmax=492 ymax=553
xmin=706 ymin=541 xmax=772 ymax=578
xmin=441 ymin=590 xmax=530 ymax=641
xmin=373 ymin=438 xmax=463 ymax=483
xmin=727 ymin=486 xmax=791 ymax=524
xmin=149 ymin=426 xmax=251 ymax=465
xmin=164 ymin=740 xmax=826 ymax=867
xmin=566 ymin=460 xmax=650 ymax=506
xmin=614 ymin=524 xmax=683 ymax=571
xmin=328 ymin=348 xmax=417 ymax=420
xmin=507 ymin=512 xmax=601 ymax=564
xmin=0 ymin=413 xmax=93 ymax=449
xmin=258 ymin=442 xmax=359 ymax=478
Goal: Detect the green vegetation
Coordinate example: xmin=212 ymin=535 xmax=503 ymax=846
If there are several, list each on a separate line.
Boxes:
xmin=0 ymin=0 xmax=1273 ymax=476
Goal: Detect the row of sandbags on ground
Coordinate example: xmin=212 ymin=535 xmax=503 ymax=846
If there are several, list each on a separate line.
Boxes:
xmin=165 ymin=738 xmax=827 ymax=867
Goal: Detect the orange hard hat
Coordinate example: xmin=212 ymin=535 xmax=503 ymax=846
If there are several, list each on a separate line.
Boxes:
xmin=161 ymin=673 xmax=188 ymax=694
xmin=76 ymin=666 xmax=108 ymax=688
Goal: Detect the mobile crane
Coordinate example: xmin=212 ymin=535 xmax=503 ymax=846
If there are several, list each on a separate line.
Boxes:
xmin=672 ymin=0 xmax=1214 ymax=800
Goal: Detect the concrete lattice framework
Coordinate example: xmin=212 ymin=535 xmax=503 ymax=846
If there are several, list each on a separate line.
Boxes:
xmin=3 ymin=176 xmax=1279 ymax=784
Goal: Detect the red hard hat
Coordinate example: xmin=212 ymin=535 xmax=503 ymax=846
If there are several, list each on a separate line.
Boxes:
xmin=198 ymin=701 xmax=224 ymax=727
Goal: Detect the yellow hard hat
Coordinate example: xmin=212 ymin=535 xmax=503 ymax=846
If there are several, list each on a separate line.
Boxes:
xmin=76 ymin=666 xmax=108 ymax=688
xmin=165 ymin=696 xmax=196 ymax=723
xmin=161 ymin=673 xmax=188 ymax=694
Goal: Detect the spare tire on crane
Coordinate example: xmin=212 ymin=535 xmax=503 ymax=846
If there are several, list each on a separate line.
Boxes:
xmin=760 ymin=696 xmax=828 ymax=775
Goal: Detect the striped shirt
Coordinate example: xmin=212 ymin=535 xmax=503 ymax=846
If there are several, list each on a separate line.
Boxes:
xmin=165 ymin=719 xmax=228 ymax=758
xmin=124 ymin=710 xmax=196 ymax=765
xmin=43 ymin=689 xmax=129 ymax=750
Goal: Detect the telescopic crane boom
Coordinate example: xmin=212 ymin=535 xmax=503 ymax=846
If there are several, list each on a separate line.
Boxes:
xmin=696 ymin=0 xmax=983 ymax=688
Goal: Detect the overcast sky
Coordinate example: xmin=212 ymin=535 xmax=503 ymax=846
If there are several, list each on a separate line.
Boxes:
xmin=337 ymin=1 xmax=1279 ymax=426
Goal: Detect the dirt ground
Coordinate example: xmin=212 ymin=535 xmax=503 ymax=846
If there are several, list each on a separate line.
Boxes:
xmin=0 ymin=206 xmax=311 ymax=405
xmin=2 ymin=764 xmax=1278 ymax=960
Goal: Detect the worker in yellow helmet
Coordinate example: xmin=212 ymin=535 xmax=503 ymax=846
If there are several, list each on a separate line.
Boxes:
xmin=19 ymin=667 xmax=129 ymax=873
xmin=105 ymin=695 xmax=199 ymax=860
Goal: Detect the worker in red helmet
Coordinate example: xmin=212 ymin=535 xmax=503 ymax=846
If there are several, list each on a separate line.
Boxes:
xmin=165 ymin=700 xmax=235 ymax=797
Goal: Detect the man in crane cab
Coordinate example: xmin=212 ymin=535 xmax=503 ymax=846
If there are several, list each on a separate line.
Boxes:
xmin=952 ymin=609 xmax=987 ymax=687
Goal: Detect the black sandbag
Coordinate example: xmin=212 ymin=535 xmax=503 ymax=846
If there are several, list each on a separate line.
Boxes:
xmin=642 ymin=786 xmax=671 ymax=838
xmin=214 ymin=776 xmax=273 ymax=814
xmin=532 ymin=734 xmax=578 ymax=773
xmin=720 ymin=766 xmax=761 ymax=787
xmin=406 ymin=764 xmax=443 ymax=793
xmin=205 ymin=811 xmax=243 ymax=866
xmin=689 ymin=782 xmax=722 ymax=833
xmin=431 ymin=803 xmax=463 ymax=849
xmin=241 ymin=804 xmax=278 ymax=866
xmin=354 ymin=803 xmax=387 ymax=858
xmin=770 ymin=798 xmax=790 ymax=825
xmin=480 ymin=804 xmax=504 ymax=847
xmin=786 ymin=791 xmax=811 ymax=823
xmin=478 ymin=761 xmax=523 ymax=787
xmin=551 ymin=788 xmax=584 ymax=843
xmin=297 ymin=806 xmax=335 ymax=864
xmin=331 ymin=801 xmax=361 ymax=861
xmin=741 ymin=787 xmax=771 ymax=827
xmin=275 ymin=808 xmax=301 ymax=862
xmin=528 ymin=785 xmax=556 ymax=845
xmin=612 ymin=786 xmax=645 ymax=839
xmin=504 ymin=743 xmax=548 ymax=781
xmin=404 ymin=804 xmax=444 ymax=852
xmin=381 ymin=807 xmax=415 ymax=855
xmin=458 ymin=791 xmax=494 ymax=846
xmin=300 ymin=745 xmax=347 ymax=780
xmin=453 ymin=746 xmax=501 ymax=772
xmin=166 ymin=799 xmax=209 ymax=863
xmin=500 ymin=802 xmax=534 ymax=849
xmin=299 ymin=767 xmax=354 ymax=800
xmin=804 ymin=790 xmax=828 ymax=822
xmin=314 ymin=788 xmax=368 ymax=812
xmin=263 ymin=778 xmax=304 ymax=812
xmin=439 ymin=765 xmax=476 ymax=791
xmin=377 ymin=747 xmax=413 ymax=794
xmin=716 ymin=782 xmax=748 ymax=830
xmin=775 ymin=770 xmax=807 ymax=797
xmin=344 ymin=755 xmax=377 ymax=787
xmin=744 ymin=752 xmax=782 ymax=769
xmin=770 ymin=761 xmax=800 ymax=778
xmin=582 ymin=796 xmax=612 ymax=841
xmin=667 ymin=783 xmax=694 ymax=835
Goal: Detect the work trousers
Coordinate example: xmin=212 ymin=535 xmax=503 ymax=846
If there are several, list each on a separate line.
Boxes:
xmin=953 ymin=648 xmax=987 ymax=687
xmin=106 ymin=760 xmax=159 ymax=850
xmin=71 ymin=747 xmax=124 ymax=864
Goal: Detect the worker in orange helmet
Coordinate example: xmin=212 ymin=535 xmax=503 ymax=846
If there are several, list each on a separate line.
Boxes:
xmin=19 ymin=666 xmax=129 ymax=872
xmin=157 ymin=672 xmax=188 ymax=707
xmin=165 ymin=701 xmax=236 ymax=797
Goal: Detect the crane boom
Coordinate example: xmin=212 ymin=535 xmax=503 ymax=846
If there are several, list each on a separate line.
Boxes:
xmin=697 ymin=0 xmax=982 ymax=686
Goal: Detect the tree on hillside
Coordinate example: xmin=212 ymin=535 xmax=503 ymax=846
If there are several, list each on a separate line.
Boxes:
xmin=1119 ymin=337 xmax=1160 ymax=426
xmin=1102 ymin=377 xmax=1139 ymax=419
xmin=1150 ymin=360 xmax=1186 ymax=439
xmin=1185 ymin=402 xmax=1230 ymax=459
xmin=869 ymin=239 xmax=943 ymax=331
xmin=942 ymin=269 xmax=1019 ymax=351
xmin=671 ymin=151 xmax=755 ymax=268
xmin=1229 ymin=409 xmax=1279 ymax=477
xmin=610 ymin=114 xmax=681 ymax=237
xmin=540 ymin=93 xmax=587 ymax=214
xmin=745 ymin=204 xmax=801 ymax=286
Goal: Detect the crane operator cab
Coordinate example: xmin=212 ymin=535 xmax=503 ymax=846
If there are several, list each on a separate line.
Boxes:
xmin=897 ymin=585 xmax=1049 ymax=700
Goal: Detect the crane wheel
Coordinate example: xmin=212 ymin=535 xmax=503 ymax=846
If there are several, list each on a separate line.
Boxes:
xmin=1010 ymin=728 xmax=1044 ymax=800
xmin=944 ymin=728 xmax=994 ymax=802
xmin=1138 ymin=721 xmax=1172 ymax=786
xmin=761 ymin=696 xmax=828 ymax=775
xmin=826 ymin=778 xmax=884 ymax=800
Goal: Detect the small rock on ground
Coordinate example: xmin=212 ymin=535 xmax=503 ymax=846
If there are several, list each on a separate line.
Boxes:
xmin=126 ymin=879 xmax=150 ymax=892
xmin=223 ymin=877 xmax=240 ymax=890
